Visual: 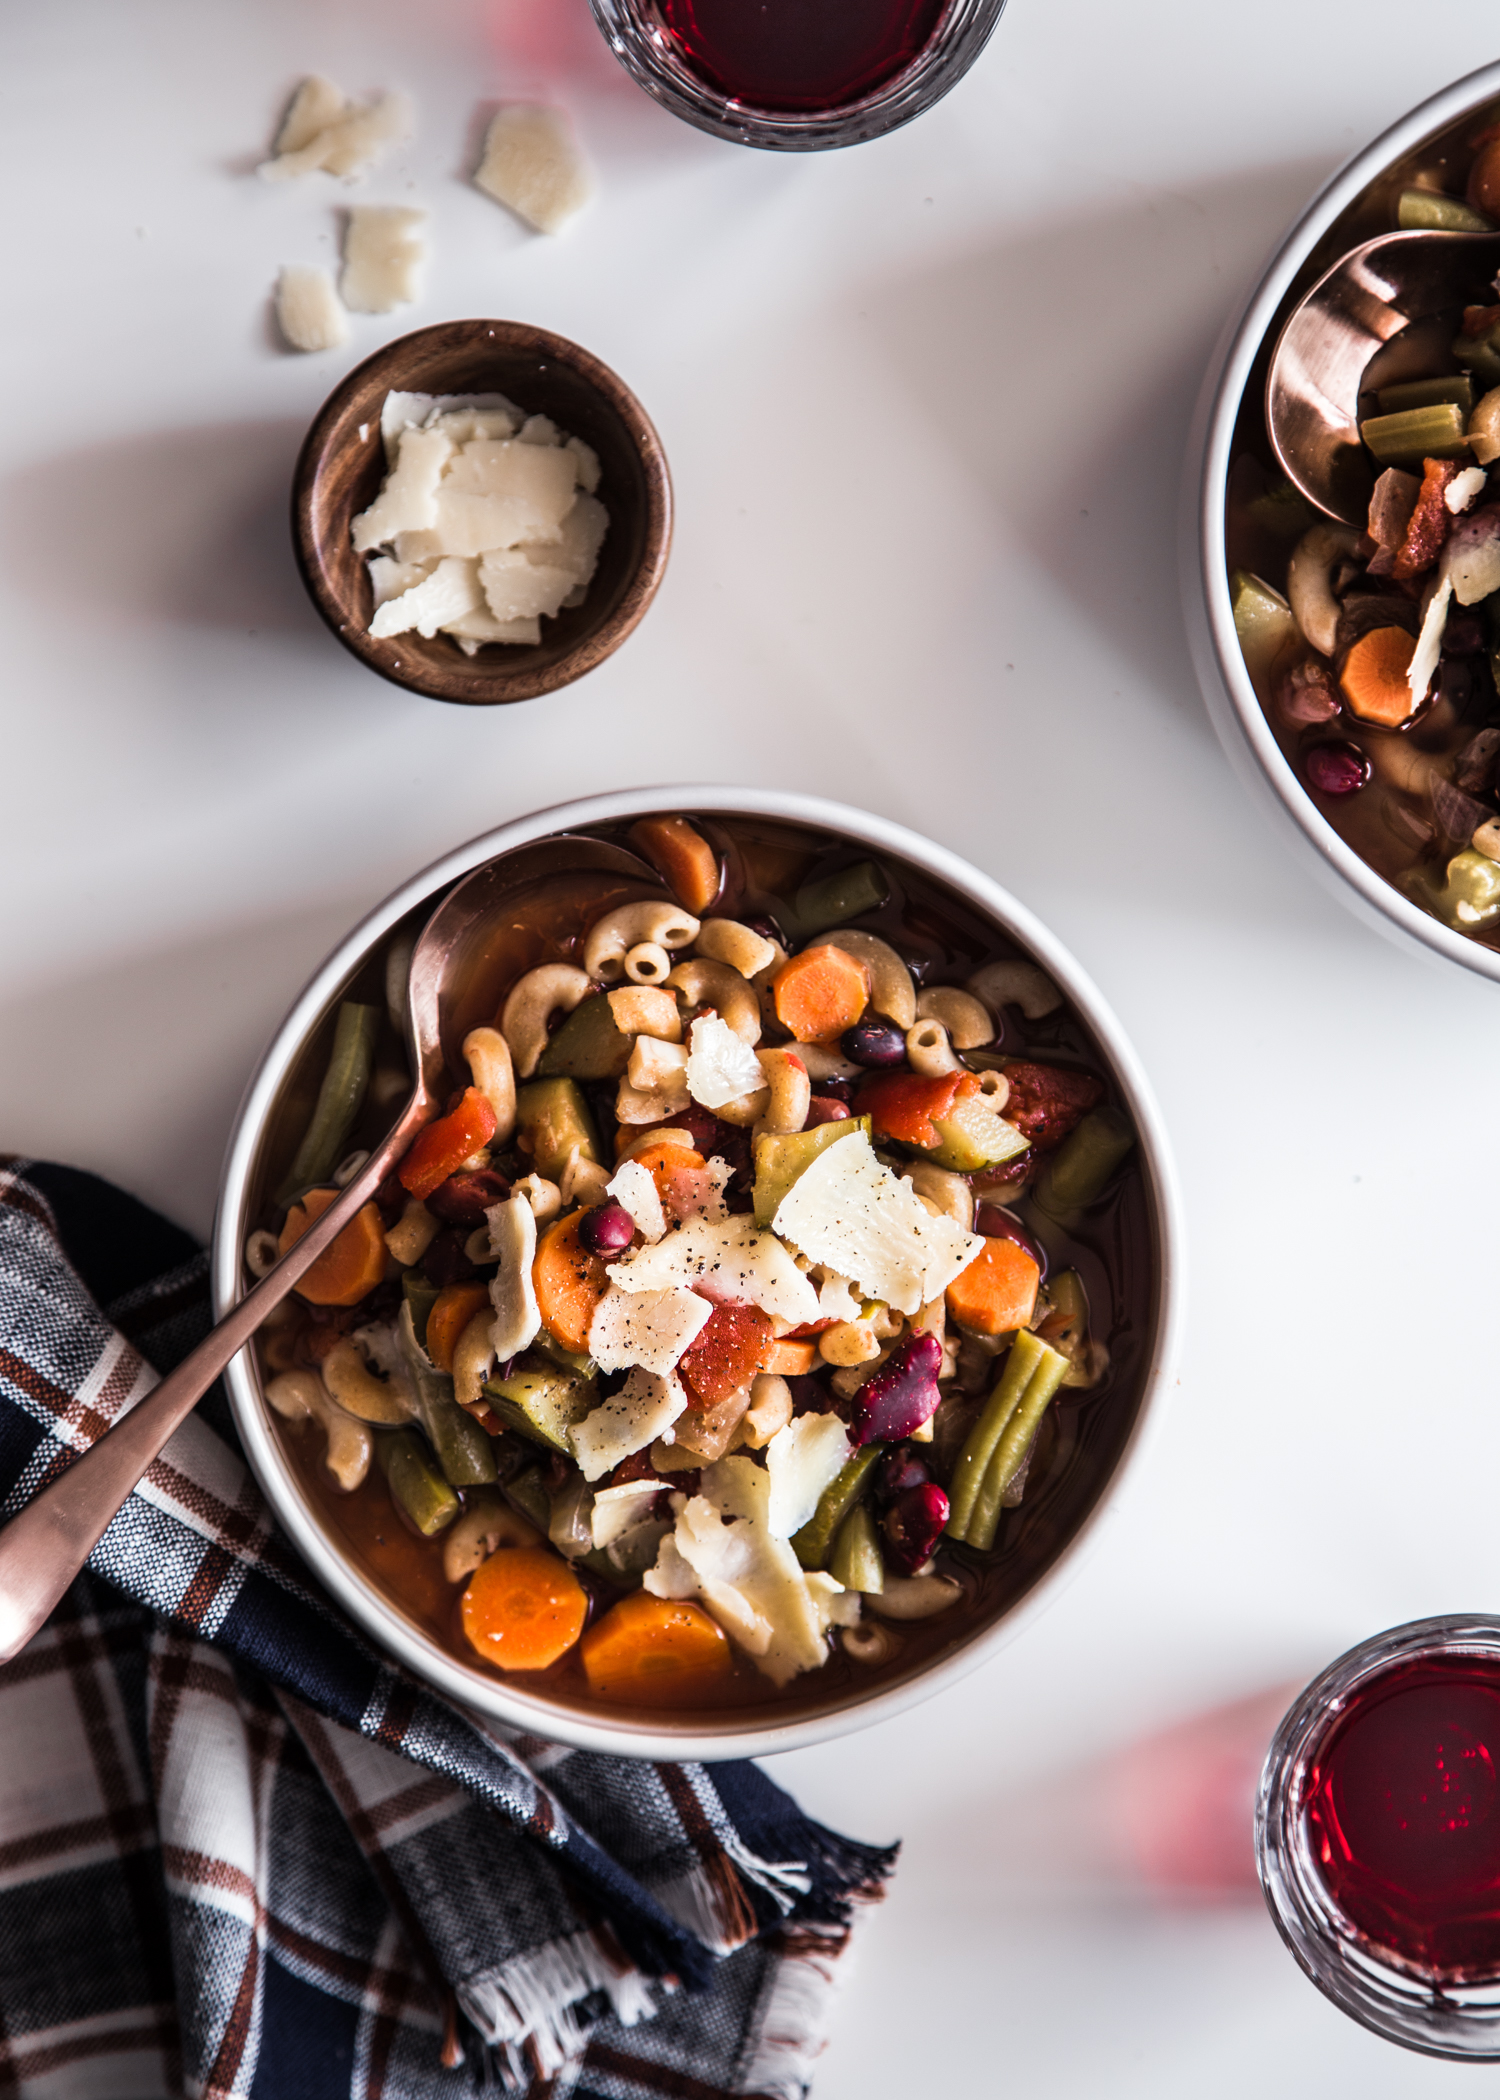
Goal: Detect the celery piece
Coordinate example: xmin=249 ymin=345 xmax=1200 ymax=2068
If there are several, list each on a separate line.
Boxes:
xmin=829 ymin=1504 xmax=885 ymax=1594
xmin=483 ymin=1356 xmax=595 ymax=1453
xmin=964 ymin=1346 xmax=1069 ymax=1553
xmin=1229 ymin=569 xmax=1297 ymax=683
xmin=1397 ymin=187 xmax=1496 ymax=233
xmin=1422 ymin=847 xmax=1500 ymax=931
xmin=275 ymin=1001 xmax=380 ymax=1205
xmin=376 ymin=1430 xmax=459 ymax=1535
xmin=753 ymin=1115 xmax=871 ymax=1226
xmin=536 ymin=995 xmax=632 ymax=1082
xmin=402 ymin=1271 xmax=441 ymax=1355
xmin=1245 ymin=480 xmax=1316 ymax=542
xmin=946 ymin=1330 xmax=1047 ymax=1542
xmin=1376 ymin=375 xmax=1475 ymax=417
xmin=514 ymin=1076 xmax=602 ymax=1182
xmin=791 ymin=1444 xmax=884 ymax=1570
xmin=504 ymin=1467 xmax=552 ymax=1533
xmin=1453 ymin=317 xmax=1500 ymax=390
xmin=928 ymin=1092 xmax=1030 ymax=1174
xmin=1359 ymin=402 xmax=1471 ymax=466
xmin=791 ymin=860 xmax=890 ymax=937
xmin=397 ymin=1302 xmax=497 ymax=1487
xmin=1032 ymin=1107 xmax=1135 ymax=1220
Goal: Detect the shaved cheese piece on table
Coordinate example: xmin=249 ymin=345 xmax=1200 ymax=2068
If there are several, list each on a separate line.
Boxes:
xmin=475 ymin=105 xmax=592 ymax=234
xmin=480 ymin=550 xmax=582 ymax=624
xmin=772 ymin=1128 xmax=983 ymax=1316
xmin=260 ymin=86 xmax=410 ymax=182
xmin=341 ymin=206 xmax=426 ymax=313
xmin=369 ymin=555 xmax=481 ymax=639
xmin=433 ymin=439 xmax=578 ymax=557
xmin=352 ymin=427 xmax=452 ymax=552
xmin=275 ymin=266 xmax=348 ymax=353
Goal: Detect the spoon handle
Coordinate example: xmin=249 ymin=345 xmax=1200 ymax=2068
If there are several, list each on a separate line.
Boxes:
xmin=0 ymin=1099 xmax=428 ymax=1663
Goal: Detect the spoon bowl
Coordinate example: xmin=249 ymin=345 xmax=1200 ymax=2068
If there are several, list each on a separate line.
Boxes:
xmin=1266 ymin=228 xmax=1500 ymax=524
xmin=0 ymin=832 xmax=663 ymax=1662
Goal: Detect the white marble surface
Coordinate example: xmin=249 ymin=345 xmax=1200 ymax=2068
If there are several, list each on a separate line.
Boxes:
xmin=6 ymin=1 xmax=1500 ymax=2091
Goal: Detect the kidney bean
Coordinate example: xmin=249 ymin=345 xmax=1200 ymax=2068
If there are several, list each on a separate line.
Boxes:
xmin=875 ymin=1445 xmax=931 ymax=1506
xmin=842 ymin=1020 xmax=908 ymax=1067
xmin=973 ymin=1203 xmax=1048 ymax=1281
xmin=579 ymin=1202 xmax=636 ymax=1255
xmin=1304 ymin=740 xmax=1371 ymax=796
xmin=804 ymin=1096 xmax=851 ymax=1127
xmin=423 ymin=1227 xmax=478 ymax=1287
xmin=846 ymin=1332 xmax=943 ymax=1445
xmin=812 ymin=1078 xmax=854 ymax=1104
xmin=426 ymin=1167 xmax=512 ymax=1226
xmin=1276 ymin=659 xmax=1340 ymax=727
xmin=882 ymin=1482 xmax=950 ymax=1575
xmin=656 ymin=1105 xmax=721 ymax=1152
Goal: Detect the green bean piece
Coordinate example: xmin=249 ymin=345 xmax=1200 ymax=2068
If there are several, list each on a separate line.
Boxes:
xmin=791 ymin=1445 xmax=884 ymax=1570
xmin=402 ymin=1271 xmax=441 ymax=1354
xmin=1376 ymin=374 xmax=1475 ymax=417
xmin=964 ymin=1347 xmax=1069 ymax=1554
xmin=1032 ymin=1107 xmax=1135 ymax=1220
xmin=1453 ymin=316 xmax=1500 ymax=390
xmin=397 ymin=1304 xmax=498 ymax=1488
xmin=504 ymin=1467 xmax=552 ymax=1533
xmin=1243 ymin=480 xmax=1315 ymax=543
xmin=1359 ymin=402 xmax=1471 ymax=467
xmin=514 ymin=1077 xmax=603 ymax=1182
xmin=791 ymin=859 xmax=891 ymax=937
xmin=275 ymin=1002 xmax=380 ymax=1205
xmin=829 ymin=1505 xmax=885 ymax=1594
xmin=1397 ymin=187 xmax=1496 ymax=233
xmin=376 ymin=1430 xmax=460 ymax=1535
xmin=946 ymin=1330 xmax=1047 ymax=1542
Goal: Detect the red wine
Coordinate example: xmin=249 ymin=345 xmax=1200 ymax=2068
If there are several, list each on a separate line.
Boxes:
xmin=1307 ymin=1656 xmax=1500 ymax=1978
xmin=658 ymin=0 xmax=946 ymax=114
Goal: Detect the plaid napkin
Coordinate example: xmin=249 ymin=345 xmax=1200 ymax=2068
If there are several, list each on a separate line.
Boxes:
xmin=0 ymin=1159 xmax=896 ymax=2099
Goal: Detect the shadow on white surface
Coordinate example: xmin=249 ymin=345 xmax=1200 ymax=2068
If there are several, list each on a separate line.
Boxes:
xmin=0 ymin=419 xmax=319 ymax=639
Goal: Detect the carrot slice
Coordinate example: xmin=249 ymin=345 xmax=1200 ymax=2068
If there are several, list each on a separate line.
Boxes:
xmin=461 ymin=1547 xmax=587 ymax=1672
xmin=1339 ymin=626 xmax=1419 ymax=726
xmin=772 ymin=945 xmax=871 ymax=1043
xmin=399 ymin=1088 xmax=497 ymax=1202
xmin=628 ymin=816 xmax=721 ymax=913
xmin=427 ymin=1281 xmax=491 ymax=1372
xmin=581 ymin=1592 xmax=732 ymax=1705
xmin=945 ymin=1237 xmax=1041 ymax=1337
xmin=532 ymin=1211 xmax=611 ymax=1354
xmin=679 ymin=1304 xmax=775 ymax=1404
xmin=279 ymin=1187 xmax=388 ymax=1308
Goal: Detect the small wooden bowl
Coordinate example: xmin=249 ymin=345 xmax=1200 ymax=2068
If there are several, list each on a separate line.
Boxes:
xmin=291 ymin=320 xmax=673 ymax=706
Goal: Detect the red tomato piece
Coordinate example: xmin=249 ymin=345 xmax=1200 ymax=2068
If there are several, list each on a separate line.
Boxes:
xmin=853 ymin=1070 xmax=962 ymax=1148
xmin=398 ymin=1087 xmax=498 ymax=1202
xmin=679 ymin=1303 xmax=775 ymax=1405
xmin=1000 ymin=1062 xmax=1104 ymax=1151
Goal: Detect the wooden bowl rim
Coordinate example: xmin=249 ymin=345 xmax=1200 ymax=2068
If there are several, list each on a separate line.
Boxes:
xmin=290 ymin=318 xmax=673 ymax=707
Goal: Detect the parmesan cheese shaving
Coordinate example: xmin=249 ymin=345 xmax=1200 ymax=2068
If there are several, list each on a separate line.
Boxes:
xmin=764 ymin=1413 xmax=852 ymax=1539
xmin=606 ymin=1159 xmax=667 ymax=1244
xmin=341 ymin=205 xmax=426 ymax=314
xmin=260 ymin=85 xmax=411 ymax=183
xmin=643 ymin=1457 xmax=855 ymax=1685
xmin=573 ymin=1366 xmax=687 ymax=1480
xmin=608 ymin=1216 xmax=818 ymax=1328
xmin=685 ymin=1014 xmax=764 ymax=1111
xmin=368 ymin=555 xmax=481 ymax=639
xmin=590 ymin=1480 xmax=662 ymax=1548
xmin=352 ymin=427 xmax=452 ymax=552
xmin=588 ymin=1286 xmax=712 ymax=1376
xmin=1409 ymin=575 xmax=1453 ymax=705
xmin=474 ymin=105 xmax=592 ymax=235
xmin=275 ymin=265 xmax=348 ymax=353
xmin=486 ymin=1195 xmax=540 ymax=1359
xmin=772 ymin=1128 xmax=984 ymax=1316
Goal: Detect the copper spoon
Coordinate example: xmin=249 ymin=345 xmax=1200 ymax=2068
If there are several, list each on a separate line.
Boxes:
xmin=1266 ymin=228 xmax=1500 ymax=526
xmin=0 ymin=834 xmax=662 ymax=1663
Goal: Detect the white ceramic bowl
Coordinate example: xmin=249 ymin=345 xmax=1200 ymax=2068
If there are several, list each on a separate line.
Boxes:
xmin=212 ymin=787 xmax=1182 ymax=1760
xmin=1183 ymin=61 xmax=1500 ymax=985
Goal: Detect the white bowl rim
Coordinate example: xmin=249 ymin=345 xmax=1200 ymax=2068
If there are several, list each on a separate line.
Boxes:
xmin=1185 ymin=59 xmax=1500 ymax=986
xmin=212 ymin=785 xmax=1184 ymax=1762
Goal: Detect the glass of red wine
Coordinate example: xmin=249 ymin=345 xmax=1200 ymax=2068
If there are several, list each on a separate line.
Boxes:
xmin=1258 ymin=1617 xmax=1500 ymax=2058
xmin=589 ymin=0 xmax=1005 ymax=151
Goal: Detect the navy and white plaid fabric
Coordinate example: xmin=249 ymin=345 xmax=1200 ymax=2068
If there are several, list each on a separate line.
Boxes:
xmin=0 ymin=1160 xmax=896 ymax=2099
